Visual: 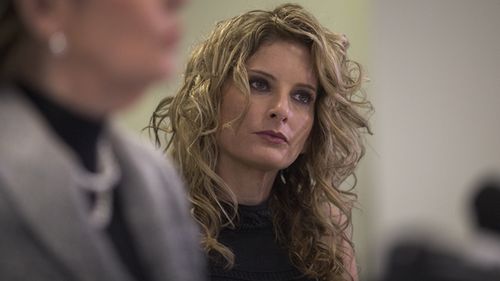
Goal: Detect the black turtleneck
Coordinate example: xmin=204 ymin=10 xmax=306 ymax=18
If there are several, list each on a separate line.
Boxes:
xmin=19 ymin=83 xmax=103 ymax=172
xmin=17 ymin=82 xmax=151 ymax=281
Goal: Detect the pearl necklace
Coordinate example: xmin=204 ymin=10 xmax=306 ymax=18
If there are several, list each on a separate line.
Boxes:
xmin=71 ymin=138 xmax=121 ymax=229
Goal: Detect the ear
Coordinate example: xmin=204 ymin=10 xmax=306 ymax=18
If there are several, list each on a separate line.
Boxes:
xmin=14 ymin=0 xmax=72 ymax=41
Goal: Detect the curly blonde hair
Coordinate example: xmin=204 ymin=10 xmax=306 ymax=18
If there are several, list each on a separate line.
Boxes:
xmin=150 ymin=3 xmax=371 ymax=280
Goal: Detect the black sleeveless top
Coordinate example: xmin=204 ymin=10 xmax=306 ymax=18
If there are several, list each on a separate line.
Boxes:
xmin=209 ymin=201 xmax=315 ymax=281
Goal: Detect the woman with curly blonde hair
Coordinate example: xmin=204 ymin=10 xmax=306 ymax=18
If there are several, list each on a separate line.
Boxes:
xmin=150 ymin=3 xmax=371 ymax=281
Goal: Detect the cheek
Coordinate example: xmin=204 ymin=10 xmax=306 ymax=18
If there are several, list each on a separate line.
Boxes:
xmin=219 ymin=85 xmax=248 ymax=125
xmin=219 ymin=103 xmax=242 ymax=125
xmin=70 ymin=1 xmax=178 ymax=83
xmin=88 ymin=2 xmax=164 ymax=50
xmin=295 ymin=114 xmax=314 ymax=152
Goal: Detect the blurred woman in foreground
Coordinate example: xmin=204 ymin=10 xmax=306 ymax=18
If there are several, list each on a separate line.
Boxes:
xmin=0 ymin=0 xmax=205 ymax=280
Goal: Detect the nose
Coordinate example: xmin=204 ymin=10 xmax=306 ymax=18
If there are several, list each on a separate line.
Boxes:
xmin=268 ymin=91 xmax=290 ymax=122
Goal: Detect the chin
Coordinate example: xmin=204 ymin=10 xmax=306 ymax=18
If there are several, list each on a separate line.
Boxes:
xmin=157 ymin=53 xmax=177 ymax=80
xmin=249 ymin=158 xmax=293 ymax=172
xmin=124 ymin=68 xmax=170 ymax=92
xmin=125 ymin=57 xmax=176 ymax=86
xmin=106 ymin=91 xmax=147 ymax=114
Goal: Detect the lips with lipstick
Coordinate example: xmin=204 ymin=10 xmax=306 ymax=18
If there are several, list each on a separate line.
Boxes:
xmin=255 ymin=131 xmax=288 ymax=144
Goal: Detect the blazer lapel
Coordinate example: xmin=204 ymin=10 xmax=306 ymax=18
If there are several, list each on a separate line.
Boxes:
xmin=110 ymin=127 xmax=204 ymax=281
xmin=0 ymin=89 xmax=133 ymax=281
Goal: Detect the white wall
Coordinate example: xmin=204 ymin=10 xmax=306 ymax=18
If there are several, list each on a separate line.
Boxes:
xmin=370 ymin=0 xmax=500 ymax=276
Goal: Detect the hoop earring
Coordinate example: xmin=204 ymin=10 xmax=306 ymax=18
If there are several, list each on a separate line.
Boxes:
xmin=48 ymin=31 xmax=67 ymax=56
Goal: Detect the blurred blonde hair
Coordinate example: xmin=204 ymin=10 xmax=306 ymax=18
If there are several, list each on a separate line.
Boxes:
xmin=150 ymin=3 xmax=371 ymax=280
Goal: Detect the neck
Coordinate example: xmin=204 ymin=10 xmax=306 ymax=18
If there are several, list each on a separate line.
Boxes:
xmin=216 ymin=156 xmax=278 ymax=206
xmin=18 ymin=51 xmax=145 ymax=119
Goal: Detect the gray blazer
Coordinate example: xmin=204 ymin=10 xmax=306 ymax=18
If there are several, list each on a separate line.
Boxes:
xmin=0 ymin=87 xmax=206 ymax=281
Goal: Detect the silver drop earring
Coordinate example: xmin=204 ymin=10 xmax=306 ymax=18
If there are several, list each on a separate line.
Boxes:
xmin=280 ymin=170 xmax=287 ymax=184
xmin=48 ymin=31 xmax=67 ymax=56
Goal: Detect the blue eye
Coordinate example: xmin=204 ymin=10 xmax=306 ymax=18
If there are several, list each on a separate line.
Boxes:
xmin=249 ymin=77 xmax=270 ymax=92
xmin=292 ymin=90 xmax=315 ymax=105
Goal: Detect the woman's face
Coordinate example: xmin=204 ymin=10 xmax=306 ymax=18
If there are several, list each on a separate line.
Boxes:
xmin=217 ymin=40 xmax=317 ymax=172
xmin=64 ymin=0 xmax=184 ymax=89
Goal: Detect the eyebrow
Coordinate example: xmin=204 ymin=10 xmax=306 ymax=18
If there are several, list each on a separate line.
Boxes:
xmin=248 ymin=69 xmax=317 ymax=92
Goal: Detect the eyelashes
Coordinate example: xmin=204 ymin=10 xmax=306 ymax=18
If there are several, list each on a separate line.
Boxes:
xmin=292 ymin=90 xmax=314 ymax=105
xmin=248 ymin=75 xmax=316 ymax=105
xmin=249 ymin=77 xmax=270 ymax=92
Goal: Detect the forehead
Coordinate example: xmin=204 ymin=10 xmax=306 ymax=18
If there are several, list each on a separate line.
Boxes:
xmin=246 ymin=40 xmax=317 ymax=86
